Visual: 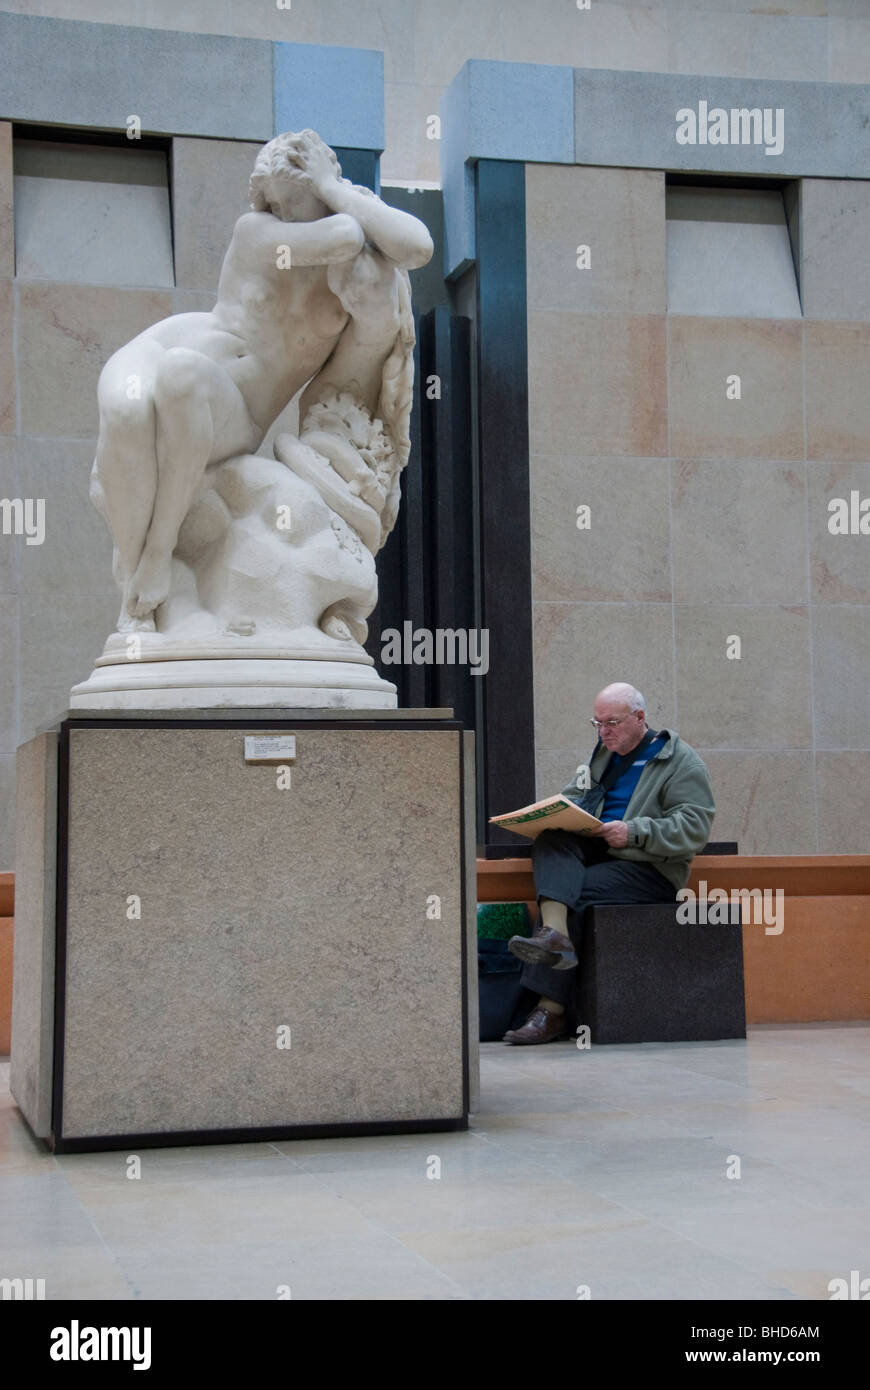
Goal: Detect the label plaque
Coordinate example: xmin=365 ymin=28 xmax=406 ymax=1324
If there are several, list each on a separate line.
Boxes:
xmin=244 ymin=735 xmax=297 ymax=764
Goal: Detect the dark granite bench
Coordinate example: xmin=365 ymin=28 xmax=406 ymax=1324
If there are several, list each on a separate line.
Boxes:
xmin=575 ymin=901 xmax=746 ymax=1045
xmin=478 ymin=842 xmax=746 ymax=1045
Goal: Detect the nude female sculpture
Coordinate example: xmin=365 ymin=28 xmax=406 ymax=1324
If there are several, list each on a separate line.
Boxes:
xmin=90 ymin=130 xmax=433 ymax=635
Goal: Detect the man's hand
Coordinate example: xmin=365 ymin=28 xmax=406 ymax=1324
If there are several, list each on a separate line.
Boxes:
xmin=593 ymin=820 xmax=629 ymax=849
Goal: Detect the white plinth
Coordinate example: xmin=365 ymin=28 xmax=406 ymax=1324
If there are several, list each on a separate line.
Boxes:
xmin=70 ymin=659 xmax=398 ymax=711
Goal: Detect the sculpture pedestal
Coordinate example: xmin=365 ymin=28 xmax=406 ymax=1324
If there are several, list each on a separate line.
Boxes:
xmin=70 ymin=624 xmax=398 ymax=711
xmin=70 ymin=659 xmax=398 ymax=710
xmin=11 ymin=709 xmax=477 ymax=1151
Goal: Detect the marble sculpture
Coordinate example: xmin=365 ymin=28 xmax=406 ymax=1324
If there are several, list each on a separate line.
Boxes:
xmin=71 ymin=129 xmax=433 ymax=708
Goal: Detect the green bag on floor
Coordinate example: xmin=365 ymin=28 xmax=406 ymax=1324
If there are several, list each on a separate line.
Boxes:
xmin=477 ymin=901 xmax=533 ymax=941
xmin=477 ymin=903 xmax=534 ymax=1040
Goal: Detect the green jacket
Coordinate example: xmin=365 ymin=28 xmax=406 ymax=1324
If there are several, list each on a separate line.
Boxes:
xmin=561 ymin=729 xmax=715 ymax=891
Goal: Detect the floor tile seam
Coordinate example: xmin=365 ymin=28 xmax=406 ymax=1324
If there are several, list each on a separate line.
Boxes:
xmin=528 ymin=1078 xmax=867 ymax=1112
xmin=46 ymin=1166 xmax=140 ymax=1299
xmin=735 ymin=1095 xmax=870 ymax=1125
xmin=100 ymin=1239 xmax=466 ymax=1301
xmin=0 ymin=1149 xmax=62 ymax=1177
xmin=561 ymin=1100 xmax=794 ymax=1123
xmin=565 ymin=1161 xmax=856 ymax=1215
xmin=724 ymin=1147 xmax=870 ymax=1199
xmin=285 ymin=1128 xmax=493 ymax=1172
xmin=607 ymin=1210 xmax=804 ymax=1299
xmin=631 ymin=1062 xmax=759 ymax=1094
xmin=572 ymin=1065 xmax=760 ymax=1091
xmin=391 ymin=1209 xmax=653 ymax=1257
xmin=696 ymin=1113 xmax=870 ymax=1146
xmin=437 ymin=1135 xmax=690 ymax=1212
xmin=54 ymin=1176 xmax=360 ymax=1211
xmin=489 ymin=1136 xmax=857 ymax=1201
xmin=628 ymin=1188 xmax=870 ymax=1248
xmin=281 ymin=1158 xmax=482 ymax=1293
xmin=483 ymin=1063 xmax=760 ymax=1090
xmin=414 ymin=1126 xmax=617 ymax=1188
xmin=266 ymin=1141 xmax=307 ymax=1169
xmin=701 ymin=1067 xmax=870 ymax=1082
xmin=476 ymin=1098 xmax=725 ymax=1126
xmin=266 ymin=1177 xmax=475 ymax=1298
xmin=54 ymin=1159 xmax=393 ymax=1232
xmin=473 ymin=1104 xmax=776 ymax=1134
xmin=688 ymin=1146 xmax=870 ymax=1185
xmin=465 ymin=1123 xmax=721 ymax=1148
xmin=651 ymin=1097 xmax=870 ymax=1125
xmin=569 ymin=1130 xmax=870 ymax=1182
xmin=53 ymin=1143 xmax=313 ymax=1178
xmin=384 ymin=1222 xmax=798 ymax=1302
xmin=551 ymin=1170 xmax=816 ymax=1231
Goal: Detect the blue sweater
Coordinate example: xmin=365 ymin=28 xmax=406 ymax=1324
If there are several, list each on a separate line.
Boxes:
xmin=601 ymin=734 xmax=667 ymax=821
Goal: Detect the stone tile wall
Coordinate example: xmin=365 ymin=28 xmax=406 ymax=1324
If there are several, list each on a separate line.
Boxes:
xmin=2 ymin=2 xmax=869 ymax=185
xmin=527 ymin=161 xmax=870 ymax=854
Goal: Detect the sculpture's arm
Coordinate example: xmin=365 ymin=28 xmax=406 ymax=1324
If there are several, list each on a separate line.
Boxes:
xmin=235 ymin=210 xmax=364 ymax=267
xmin=317 ymin=182 xmax=434 ymax=270
xmin=284 ymin=132 xmax=433 ymax=270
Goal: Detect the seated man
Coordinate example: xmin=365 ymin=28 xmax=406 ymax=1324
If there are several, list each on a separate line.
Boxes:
xmin=504 ymin=681 xmax=715 ymax=1044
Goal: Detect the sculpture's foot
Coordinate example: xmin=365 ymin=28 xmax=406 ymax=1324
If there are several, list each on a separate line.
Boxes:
xmin=321 ymin=614 xmax=354 ymax=641
xmin=116 ymin=610 xmax=157 ymax=634
xmin=127 ymin=551 xmax=172 ymax=620
xmin=320 ymin=604 xmax=369 ymax=646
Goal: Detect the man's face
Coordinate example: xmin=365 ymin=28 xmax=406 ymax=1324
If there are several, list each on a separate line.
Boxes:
xmin=592 ymin=698 xmax=646 ymax=756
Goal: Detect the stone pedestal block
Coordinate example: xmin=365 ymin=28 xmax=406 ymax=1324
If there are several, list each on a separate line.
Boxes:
xmin=11 ymin=711 xmax=477 ymax=1151
xmin=577 ymin=903 xmax=746 ymax=1046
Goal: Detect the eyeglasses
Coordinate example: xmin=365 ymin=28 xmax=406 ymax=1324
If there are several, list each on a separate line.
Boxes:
xmin=589 ymin=715 xmax=635 ymax=729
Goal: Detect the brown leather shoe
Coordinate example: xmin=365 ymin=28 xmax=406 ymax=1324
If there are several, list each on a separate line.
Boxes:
xmin=503 ymin=1005 xmax=568 ymax=1045
xmin=507 ymin=925 xmax=577 ymax=971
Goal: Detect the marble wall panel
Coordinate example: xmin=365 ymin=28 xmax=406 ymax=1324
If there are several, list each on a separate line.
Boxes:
xmin=805 ymin=322 xmax=870 ymax=462
xmin=807 ymin=462 xmax=870 ymax=604
xmin=526 ymin=165 xmax=666 ymax=316
xmin=533 ymin=600 xmax=676 ymax=750
xmin=671 ymin=459 xmax=808 ymax=605
xmin=172 ymin=138 xmax=263 ymax=293
xmin=800 ymin=179 xmax=870 ymax=322
xmin=696 ymin=750 xmax=817 ymax=855
xmin=668 ymin=317 xmax=804 ymax=462
xmin=17 ymin=284 xmax=173 ymax=438
xmin=528 ymin=312 xmax=668 ymax=458
xmin=675 ymin=604 xmax=812 ymax=749
xmin=531 ymin=455 xmax=671 ymax=604
xmin=811 ymin=604 xmax=870 ymax=750
xmin=815 ymin=752 xmax=870 ymax=852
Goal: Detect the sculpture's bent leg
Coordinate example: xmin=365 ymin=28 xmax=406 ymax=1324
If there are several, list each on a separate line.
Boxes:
xmin=93 ymin=353 xmax=160 ymax=630
xmin=126 ymin=348 xmax=240 ymax=621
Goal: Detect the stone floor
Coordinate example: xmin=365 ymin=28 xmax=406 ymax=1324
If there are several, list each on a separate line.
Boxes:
xmin=1 ymin=1023 xmax=868 ymax=1300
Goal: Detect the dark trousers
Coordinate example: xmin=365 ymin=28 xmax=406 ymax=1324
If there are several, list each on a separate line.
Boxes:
xmin=522 ymin=829 xmax=677 ymax=1009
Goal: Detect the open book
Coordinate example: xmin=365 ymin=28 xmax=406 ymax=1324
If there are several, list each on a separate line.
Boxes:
xmin=489 ymin=795 xmax=602 ymax=840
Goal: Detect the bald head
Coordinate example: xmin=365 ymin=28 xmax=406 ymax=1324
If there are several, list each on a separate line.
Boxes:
xmin=592 ymin=683 xmax=648 ymax=755
xmin=596 ymin=682 xmax=645 ymax=714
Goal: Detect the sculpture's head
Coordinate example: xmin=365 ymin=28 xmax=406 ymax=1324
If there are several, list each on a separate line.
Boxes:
xmin=249 ymin=130 xmax=340 ymax=223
